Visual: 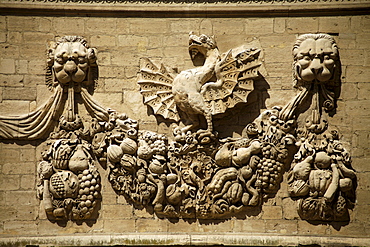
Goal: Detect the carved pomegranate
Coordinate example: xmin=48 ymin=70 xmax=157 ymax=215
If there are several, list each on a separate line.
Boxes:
xmin=107 ymin=144 xmax=123 ymax=163
xmin=68 ymin=145 xmax=89 ymax=173
xmin=49 ymin=171 xmax=79 ymax=199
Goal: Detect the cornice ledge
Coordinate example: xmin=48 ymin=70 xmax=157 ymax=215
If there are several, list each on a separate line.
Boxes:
xmin=1 ymin=0 xmax=369 ymax=17
xmin=0 ymin=233 xmax=369 ymax=246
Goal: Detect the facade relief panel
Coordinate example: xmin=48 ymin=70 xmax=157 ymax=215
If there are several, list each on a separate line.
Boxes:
xmin=0 ymin=33 xmax=356 ymax=224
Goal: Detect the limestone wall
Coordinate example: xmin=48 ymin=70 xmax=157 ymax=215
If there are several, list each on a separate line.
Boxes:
xmin=0 ymin=7 xmax=369 ymax=246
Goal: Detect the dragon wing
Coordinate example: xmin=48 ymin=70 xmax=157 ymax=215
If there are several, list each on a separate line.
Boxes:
xmin=202 ymin=47 xmax=263 ymax=115
xmin=138 ymin=58 xmax=180 ymax=122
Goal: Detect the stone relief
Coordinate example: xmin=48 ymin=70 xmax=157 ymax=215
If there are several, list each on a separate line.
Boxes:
xmin=284 ymin=34 xmax=356 ymax=221
xmin=0 ymin=33 xmax=356 ymax=223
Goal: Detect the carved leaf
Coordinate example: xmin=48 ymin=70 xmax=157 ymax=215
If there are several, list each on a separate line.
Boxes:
xmin=137 ymin=58 xmax=179 ymax=122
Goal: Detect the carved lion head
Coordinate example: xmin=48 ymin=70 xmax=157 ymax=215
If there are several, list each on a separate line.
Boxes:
xmin=292 ymin=34 xmax=340 ymax=87
xmin=47 ymin=36 xmax=97 ymax=86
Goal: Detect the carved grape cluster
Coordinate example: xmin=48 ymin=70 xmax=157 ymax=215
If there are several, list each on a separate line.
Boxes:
xmin=74 ymin=167 xmax=101 ymax=220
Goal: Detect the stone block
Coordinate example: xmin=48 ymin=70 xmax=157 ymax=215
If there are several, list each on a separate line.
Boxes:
xmin=2 ymin=162 xmax=34 ymax=175
xmin=329 ymin=222 xmax=368 ymax=236
xmin=37 ymin=219 xmax=74 ymax=235
xmin=7 ymin=31 xmax=23 ymax=44
xmin=0 ymin=175 xmax=20 ymax=190
xmin=20 ymin=175 xmax=36 ymax=190
xmin=7 ymin=16 xmax=39 ymax=31
xmin=86 ymin=18 xmax=116 ymax=34
xmin=5 ymin=191 xmax=38 ymax=206
xmin=246 ymin=18 xmax=274 ymax=35
xmin=103 ymin=204 xmax=133 ymax=219
xmin=200 ymin=19 xmax=213 ymax=34
xmin=345 ymin=100 xmax=370 ymax=116
xmin=318 ymin=16 xmax=350 ymax=33
xmin=213 ymin=19 xmax=245 ymax=35
xmin=167 ymin=219 xmax=199 ymax=233
xmin=199 ymin=220 xmax=234 ymax=233
xmin=15 ymin=59 xmax=28 ymax=74
xmin=123 ymin=90 xmax=156 ymax=121
xmin=163 ymin=34 xmax=189 ymax=48
xmin=274 ymin=18 xmax=286 ymax=34
xmin=298 ymin=220 xmax=329 ymax=235
xmin=261 ymin=205 xmax=283 ymax=220
xmin=136 ymin=218 xmax=168 ymax=232
xmin=0 ymin=16 xmax=6 ymax=31
xmin=282 ymin=198 xmax=300 ymax=220
xmin=99 ymin=66 xmax=124 ymax=78
xmin=116 ymin=19 xmax=130 ymax=34
xmin=128 ymin=19 xmax=168 ymax=34
xmin=0 ymin=59 xmax=15 ymax=74
xmin=28 ymin=60 xmax=46 ymax=75
xmin=286 ymin=17 xmax=319 ymax=34
xmin=341 ymin=49 xmax=365 ymax=67
xmin=233 ymin=219 xmax=265 ymax=233
xmin=111 ymin=49 xmax=140 ymax=67
xmin=0 ymin=32 xmax=6 ymax=43
xmin=3 ymin=87 xmax=37 ymax=101
xmin=356 ymin=189 xmax=370 ymax=205
xmin=101 ymin=192 xmax=118 ymax=205
xmin=23 ymin=32 xmax=54 ymax=44
xmin=340 ymin=82 xmax=358 ymax=100
xmin=358 ymin=82 xmax=370 ymax=100
xmin=345 ymin=66 xmax=370 ymax=83
xmin=118 ymin=35 xmax=148 ymax=49
xmin=350 ymin=16 xmax=362 ymax=34
xmin=0 ymin=148 xmax=20 ymax=164
xmin=353 ymin=116 xmax=370 ymax=131
xmin=0 ymin=205 xmax=17 ymax=221
xmin=170 ymin=19 xmax=200 ymax=33
xmin=356 ymin=33 xmax=370 ymax=49
xmin=96 ymin=51 xmax=111 ymax=66
xmin=103 ymin=219 xmax=136 ymax=233
xmin=0 ymin=100 xmax=29 ymax=115
xmin=23 ymin=75 xmax=44 ymax=88
xmin=337 ymin=33 xmax=356 ymax=49
xmin=38 ymin=17 xmax=52 ymax=32
xmin=53 ymin=18 xmax=85 ymax=36
xmin=19 ymin=44 xmax=46 ymax=60
xmin=0 ymin=44 xmax=20 ymax=58
xmin=133 ymin=208 xmax=155 ymax=218
xmin=265 ymin=219 xmax=298 ymax=234
xmin=92 ymin=92 xmax=123 ymax=112
xmin=104 ymin=78 xmax=125 ymax=92
xmin=90 ymin=35 xmax=116 ymax=47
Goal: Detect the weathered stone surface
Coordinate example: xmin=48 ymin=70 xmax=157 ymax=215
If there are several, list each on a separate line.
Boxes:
xmin=0 ymin=11 xmax=368 ymax=245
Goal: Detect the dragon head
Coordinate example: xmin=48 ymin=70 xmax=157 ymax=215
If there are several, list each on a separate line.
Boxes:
xmin=188 ymin=32 xmax=217 ymax=61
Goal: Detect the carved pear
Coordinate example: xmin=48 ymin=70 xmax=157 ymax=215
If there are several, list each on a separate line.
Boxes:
xmin=215 ymin=143 xmax=233 ymax=167
xmin=232 ymin=141 xmax=261 ymax=166
xmin=292 ymin=156 xmax=313 ymax=180
xmin=69 ymin=145 xmax=89 ymax=173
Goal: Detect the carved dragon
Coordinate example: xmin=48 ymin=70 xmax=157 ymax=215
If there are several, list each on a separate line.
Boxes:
xmin=138 ymin=32 xmax=263 ymax=135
